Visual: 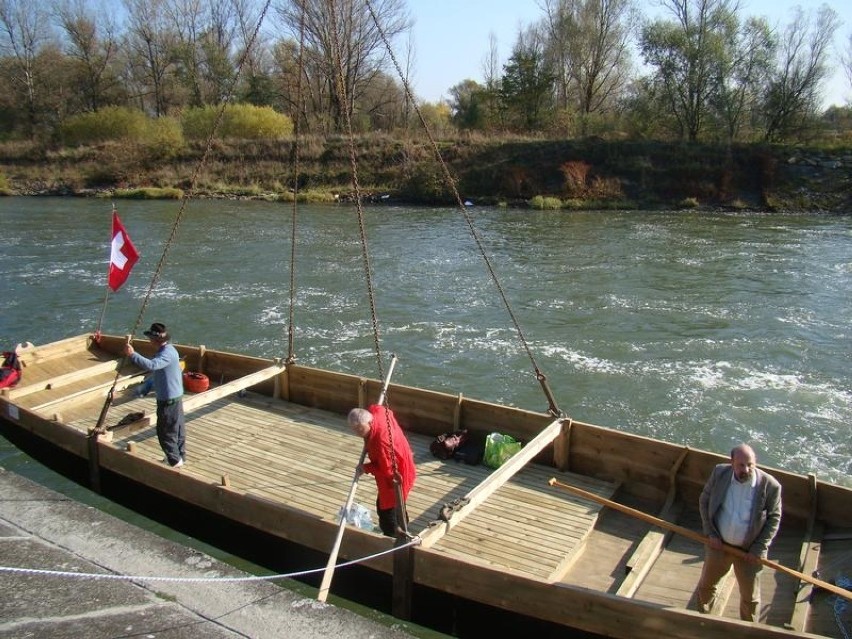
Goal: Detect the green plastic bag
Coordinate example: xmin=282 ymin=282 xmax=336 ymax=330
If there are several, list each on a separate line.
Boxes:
xmin=483 ymin=432 xmax=522 ymax=469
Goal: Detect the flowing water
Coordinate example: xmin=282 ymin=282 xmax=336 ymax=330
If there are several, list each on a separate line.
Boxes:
xmin=1 ymin=197 xmax=850 ymax=488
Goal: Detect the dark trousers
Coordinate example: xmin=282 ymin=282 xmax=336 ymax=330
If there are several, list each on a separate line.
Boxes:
xmin=377 ymin=498 xmax=409 ymax=538
xmin=156 ymin=399 xmax=185 ymax=466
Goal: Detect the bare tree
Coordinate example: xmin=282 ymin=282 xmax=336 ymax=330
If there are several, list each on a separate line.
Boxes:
xmin=761 ymin=4 xmax=840 ymax=141
xmin=0 ymin=0 xmax=56 ymax=136
xmin=839 ymin=31 xmax=851 ymax=103
xmin=55 ymin=0 xmax=123 ymax=112
xmin=540 ymin=0 xmax=634 ymax=130
xmin=122 ymin=0 xmax=179 ymax=116
xmin=273 ymin=0 xmax=410 ymax=132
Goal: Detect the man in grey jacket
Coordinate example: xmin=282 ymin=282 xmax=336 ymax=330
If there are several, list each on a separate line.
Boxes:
xmin=697 ymin=443 xmax=782 ymax=621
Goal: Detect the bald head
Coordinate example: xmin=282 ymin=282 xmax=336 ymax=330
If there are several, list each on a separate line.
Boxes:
xmin=730 ymin=443 xmax=757 ymax=482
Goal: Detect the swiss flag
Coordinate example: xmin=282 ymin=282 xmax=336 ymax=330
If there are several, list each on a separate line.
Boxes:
xmin=108 ymin=211 xmax=140 ymax=292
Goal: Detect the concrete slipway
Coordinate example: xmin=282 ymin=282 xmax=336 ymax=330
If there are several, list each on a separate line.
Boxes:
xmin=0 ymin=466 xmax=419 ymax=639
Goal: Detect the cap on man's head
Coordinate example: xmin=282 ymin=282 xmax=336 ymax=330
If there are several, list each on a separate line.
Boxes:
xmin=143 ymin=322 xmax=168 ymax=339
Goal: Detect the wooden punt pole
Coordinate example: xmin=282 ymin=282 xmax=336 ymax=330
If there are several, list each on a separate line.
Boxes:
xmin=548 ymin=477 xmax=852 ymax=601
xmin=317 ymin=355 xmax=398 ymax=603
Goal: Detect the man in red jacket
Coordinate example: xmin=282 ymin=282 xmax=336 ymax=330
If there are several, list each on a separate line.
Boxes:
xmin=347 ymin=405 xmax=416 ymax=537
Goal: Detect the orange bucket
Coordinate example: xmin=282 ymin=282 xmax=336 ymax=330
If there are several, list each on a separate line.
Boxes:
xmin=183 ymin=371 xmax=209 ymax=393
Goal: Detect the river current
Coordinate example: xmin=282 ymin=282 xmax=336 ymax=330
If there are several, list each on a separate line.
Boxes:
xmin=1 ymin=197 xmax=850 ymax=486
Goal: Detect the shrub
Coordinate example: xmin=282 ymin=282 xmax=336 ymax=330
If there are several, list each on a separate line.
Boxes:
xmin=560 ymin=160 xmax=591 ymax=195
xmin=182 ymin=104 xmax=294 ymax=140
xmin=61 ymin=107 xmax=149 ymax=145
xmin=679 ymin=196 xmax=699 ymax=208
xmin=114 ymin=187 xmax=184 ymax=199
xmin=529 ymin=195 xmax=563 ymax=210
xmin=140 ymin=117 xmax=185 ymax=161
xmin=0 ymin=171 xmax=10 ymax=194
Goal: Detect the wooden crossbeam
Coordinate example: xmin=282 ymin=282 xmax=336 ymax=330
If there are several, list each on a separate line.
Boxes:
xmin=416 ymin=417 xmax=565 ymax=550
xmin=7 ymin=360 xmax=125 ymax=399
xmin=182 ymin=363 xmax=285 ymax=412
xmin=786 ymin=473 xmax=822 ymax=633
xmin=32 ymin=372 xmax=144 ymax=412
xmin=108 ymin=364 xmax=286 ymax=438
xmin=617 ymin=446 xmax=689 ymax=597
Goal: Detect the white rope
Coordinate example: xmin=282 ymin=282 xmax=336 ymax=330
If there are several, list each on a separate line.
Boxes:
xmin=0 ymin=536 xmax=420 ymax=584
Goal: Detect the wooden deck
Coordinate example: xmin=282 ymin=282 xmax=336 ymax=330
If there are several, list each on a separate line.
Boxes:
xmin=6 ymin=338 xmax=852 ymax=639
xmin=14 ymin=348 xmax=618 ymax=584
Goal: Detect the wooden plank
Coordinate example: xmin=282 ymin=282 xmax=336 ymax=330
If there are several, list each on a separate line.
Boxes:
xmin=617 ymin=446 xmax=689 ymax=597
xmin=109 ymin=365 xmax=286 ymax=438
xmin=7 ymin=359 xmax=123 ymax=399
xmin=786 ymin=472 xmax=823 ymax=633
xmin=13 ymin=334 xmax=92 ymax=365
xmin=617 ymin=502 xmax=683 ymax=597
xmin=417 ymin=418 xmax=566 ymax=549
xmin=30 ymin=373 xmax=144 ymax=412
xmin=182 ymin=363 xmax=286 ymax=412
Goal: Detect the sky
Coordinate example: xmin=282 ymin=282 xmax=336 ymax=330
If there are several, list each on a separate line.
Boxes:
xmin=407 ymin=0 xmax=852 ymax=108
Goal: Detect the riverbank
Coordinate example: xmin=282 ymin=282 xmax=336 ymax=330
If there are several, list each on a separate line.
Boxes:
xmin=1 ymin=138 xmax=850 ymax=212
xmin=0 ymin=466 xmax=419 ymax=639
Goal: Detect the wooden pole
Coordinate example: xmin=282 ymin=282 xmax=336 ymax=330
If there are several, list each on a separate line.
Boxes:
xmin=548 ymin=478 xmax=852 ymax=601
xmin=317 ymin=355 xmax=398 ymax=602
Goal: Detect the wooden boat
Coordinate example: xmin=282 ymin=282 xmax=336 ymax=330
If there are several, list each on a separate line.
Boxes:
xmin=1 ymin=332 xmax=850 ymax=639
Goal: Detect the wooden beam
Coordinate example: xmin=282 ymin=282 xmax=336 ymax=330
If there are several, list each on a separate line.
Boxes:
xmin=417 ymin=417 xmax=566 ymax=550
xmin=182 ymin=363 xmax=285 ymax=412
xmin=786 ymin=473 xmax=822 ymax=633
xmin=14 ymin=334 xmax=91 ymax=366
xmin=108 ymin=364 xmax=287 ymax=438
xmin=31 ymin=373 xmax=144 ymax=412
xmin=615 ymin=446 xmax=691 ymax=596
xmin=786 ymin=522 xmax=824 ymax=632
xmin=552 ymin=418 xmax=572 ymax=471
xmin=7 ymin=360 xmax=126 ymax=399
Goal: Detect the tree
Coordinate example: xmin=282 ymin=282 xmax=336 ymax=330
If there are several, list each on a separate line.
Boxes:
xmin=640 ymin=0 xmax=739 ymax=142
xmin=0 ymin=0 xmax=57 ymax=137
xmin=760 ymin=4 xmax=840 ymax=141
xmin=709 ymin=15 xmax=774 ymax=142
xmin=448 ymin=78 xmax=489 ymax=130
xmin=55 ymin=0 xmax=124 ymax=113
xmin=844 ymin=31 xmax=852 ymax=98
xmin=500 ymin=27 xmax=555 ymax=132
xmin=122 ymin=0 xmax=180 ymax=116
xmin=539 ymin=0 xmax=634 ymax=134
xmin=273 ymin=0 xmax=410 ymax=132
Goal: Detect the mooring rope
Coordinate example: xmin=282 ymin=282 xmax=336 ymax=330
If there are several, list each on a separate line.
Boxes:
xmin=0 ymin=536 xmax=420 ymax=584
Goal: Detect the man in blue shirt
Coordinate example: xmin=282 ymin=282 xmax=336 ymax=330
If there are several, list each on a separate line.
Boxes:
xmin=697 ymin=443 xmax=782 ymax=621
xmin=125 ymin=322 xmax=185 ymax=468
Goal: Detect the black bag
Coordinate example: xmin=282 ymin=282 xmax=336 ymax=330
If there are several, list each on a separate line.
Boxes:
xmin=430 ymin=429 xmax=469 ymax=460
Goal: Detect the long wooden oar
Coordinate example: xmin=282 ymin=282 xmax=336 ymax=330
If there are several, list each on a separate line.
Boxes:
xmin=548 ymin=477 xmax=852 ymax=601
xmin=317 ymin=355 xmax=398 ymax=602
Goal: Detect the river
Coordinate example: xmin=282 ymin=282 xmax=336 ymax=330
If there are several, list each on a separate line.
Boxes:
xmin=1 ymin=196 xmax=850 ymax=490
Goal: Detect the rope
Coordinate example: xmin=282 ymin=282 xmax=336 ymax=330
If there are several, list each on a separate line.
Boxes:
xmin=92 ymin=0 xmax=275 ymax=433
xmin=362 ymin=0 xmax=563 ymax=418
xmin=0 ymin=537 xmax=420 ymax=584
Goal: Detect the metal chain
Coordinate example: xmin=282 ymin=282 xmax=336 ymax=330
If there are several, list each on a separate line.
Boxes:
xmin=93 ymin=0 xmax=275 ymax=433
xmin=286 ymin=9 xmax=307 ymax=365
xmin=363 ymin=0 xmax=563 ymax=418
